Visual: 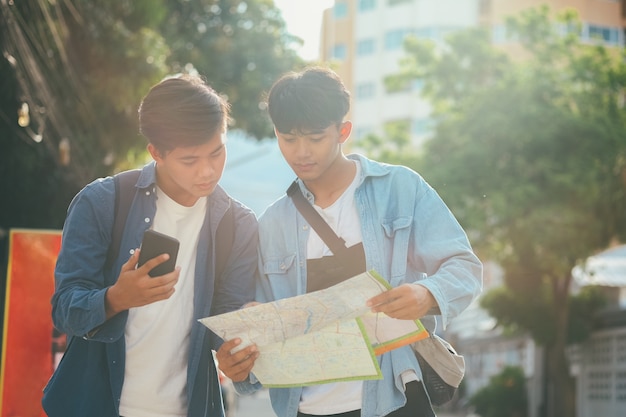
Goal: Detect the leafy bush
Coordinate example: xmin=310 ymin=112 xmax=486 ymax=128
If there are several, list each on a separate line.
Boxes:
xmin=470 ymin=366 xmax=527 ymax=417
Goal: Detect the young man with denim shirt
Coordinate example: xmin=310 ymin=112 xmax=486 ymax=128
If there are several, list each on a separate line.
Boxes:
xmin=221 ymin=67 xmax=482 ymax=417
xmin=42 ymin=74 xmax=259 ymax=417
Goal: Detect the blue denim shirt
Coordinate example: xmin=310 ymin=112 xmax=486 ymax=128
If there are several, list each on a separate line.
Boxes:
xmin=240 ymin=154 xmax=482 ymax=417
xmin=42 ymin=162 xmax=259 ymax=417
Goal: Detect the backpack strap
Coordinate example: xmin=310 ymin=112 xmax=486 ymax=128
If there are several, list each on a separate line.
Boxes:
xmin=214 ymin=199 xmax=234 ymax=279
xmin=105 ymin=169 xmax=141 ymax=270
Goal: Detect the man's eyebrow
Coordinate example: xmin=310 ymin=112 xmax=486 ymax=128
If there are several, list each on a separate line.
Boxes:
xmin=211 ymin=143 xmax=225 ymax=154
xmin=281 ymin=128 xmax=325 ymax=136
xmin=179 ymin=154 xmax=199 ymax=161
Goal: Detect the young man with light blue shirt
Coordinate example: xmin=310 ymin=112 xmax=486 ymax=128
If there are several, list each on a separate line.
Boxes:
xmin=219 ymin=67 xmax=482 ymax=417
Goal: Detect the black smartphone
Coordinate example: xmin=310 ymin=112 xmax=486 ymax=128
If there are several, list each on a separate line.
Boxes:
xmin=137 ymin=230 xmax=180 ymax=277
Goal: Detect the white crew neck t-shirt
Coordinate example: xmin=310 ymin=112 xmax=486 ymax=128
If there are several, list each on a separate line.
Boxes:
xmin=119 ymin=187 xmax=206 ymax=417
xmin=299 ymin=161 xmax=364 ymax=415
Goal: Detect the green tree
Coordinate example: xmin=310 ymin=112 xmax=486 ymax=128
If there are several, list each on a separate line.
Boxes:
xmin=1 ymin=0 xmax=170 ymax=229
xmin=0 ymin=0 xmax=304 ymax=341
xmin=389 ymin=7 xmax=626 ymax=417
xmin=159 ymin=0 xmax=303 ymax=139
xmin=0 ymin=0 xmax=302 ymax=231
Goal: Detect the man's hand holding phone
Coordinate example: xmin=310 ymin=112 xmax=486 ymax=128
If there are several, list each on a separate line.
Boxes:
xmin=104 ymin=230 xmax=181 ymax=319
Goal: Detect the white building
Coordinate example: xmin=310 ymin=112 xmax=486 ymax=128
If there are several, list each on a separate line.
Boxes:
xmin=321 ymin=0 xmax=481 ymax=148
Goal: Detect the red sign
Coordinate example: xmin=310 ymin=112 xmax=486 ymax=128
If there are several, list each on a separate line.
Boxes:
xmin=1 ymin=229 xmax=62 ymax=417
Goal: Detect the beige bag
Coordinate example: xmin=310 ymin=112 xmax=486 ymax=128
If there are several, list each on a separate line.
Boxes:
xmin=412 ymin=333 xmax=465 ymax=405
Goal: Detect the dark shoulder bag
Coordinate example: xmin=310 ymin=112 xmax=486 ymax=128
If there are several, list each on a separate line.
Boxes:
xmin=287 ymin=181 xmax=366 ymax=293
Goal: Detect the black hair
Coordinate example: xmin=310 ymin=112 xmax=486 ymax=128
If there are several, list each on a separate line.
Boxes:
xmin=138 ymin=74 xmax=230 ymax=152
xmin=267 ymin=67 xmax=350 ymax=134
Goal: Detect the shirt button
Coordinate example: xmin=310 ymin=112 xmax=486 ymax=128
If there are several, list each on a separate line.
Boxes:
xmin=144 ymin=217 xmax=150 ymax=223
xmin=280 ymin=264 xmax=286 ymax=270
xmin=145 ymin=190 xmax=151 ymax=196
xmin=129 ymin=249 xmax=135 ymax=255
xmin=303 ymin=225 xmax=309 ymax=230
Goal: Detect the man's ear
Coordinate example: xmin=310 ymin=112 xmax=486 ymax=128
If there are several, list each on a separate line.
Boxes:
xmin=147 ymin=143 xmax=163 ymax=163
xmin=339 ymin=121 xmax=352 ymax=143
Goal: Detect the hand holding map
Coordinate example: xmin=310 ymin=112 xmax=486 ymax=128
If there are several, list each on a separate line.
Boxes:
xmin=199 ymin=270 xmax=428 ymax=387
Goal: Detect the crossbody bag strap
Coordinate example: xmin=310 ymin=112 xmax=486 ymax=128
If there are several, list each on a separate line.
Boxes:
xmin=286 ymin=180 xmax=348 ymax=255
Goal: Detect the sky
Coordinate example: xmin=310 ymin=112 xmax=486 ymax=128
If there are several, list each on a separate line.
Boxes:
xmin=273 ymin=0 xmax=335 ymax=61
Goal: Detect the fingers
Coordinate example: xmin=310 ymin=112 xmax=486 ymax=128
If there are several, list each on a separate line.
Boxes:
xmin=136 ymin=250 xmax=172 ymax=276
xmin=115 ymin=249 xmax=179 ymax=308
xmin=366 ymin=284 xmax=432 ymax=320
xmin=366 ymin=291 xmax=395 ymax=310
xmin=216 ymin=339 xmax=259 ymax=382
xmin=147 ymin=274 xmax=178 ymax=297
xmin=367 ymin=286 xmax=409 ymax=311
xmin=242 ymin=301 xmax=261 ymax=308
xmin=120 ymin=249 xmax=141 ymax=272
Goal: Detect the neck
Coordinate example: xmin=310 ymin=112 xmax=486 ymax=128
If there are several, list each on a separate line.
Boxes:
xmin=155 ymin=167 xmax=199 ymax=207
xmin=304 ymin=156 xmax=355 ymax=208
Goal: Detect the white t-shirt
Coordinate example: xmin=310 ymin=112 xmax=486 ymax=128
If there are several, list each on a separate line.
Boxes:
xmin=119 ymin=187 xmax=206 ymax=417
xmin=299 ymin=161 xmax=364 ymax=415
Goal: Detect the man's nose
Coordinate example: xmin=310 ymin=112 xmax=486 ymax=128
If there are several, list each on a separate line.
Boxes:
xmin=199 ymin=159 xmax=215 ymax=176
xmin=295 ymin=139 xmax=311 ymax=157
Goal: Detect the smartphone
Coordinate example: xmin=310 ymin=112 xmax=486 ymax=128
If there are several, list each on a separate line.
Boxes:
xmin=137 ymin=230 xmax=180 ymax=277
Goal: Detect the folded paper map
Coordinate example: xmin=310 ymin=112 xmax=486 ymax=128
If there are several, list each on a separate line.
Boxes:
xmin=199 ymin=270 xmax=428 ymax=387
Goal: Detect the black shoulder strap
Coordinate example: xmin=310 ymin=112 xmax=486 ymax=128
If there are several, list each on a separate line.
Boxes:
xmin=105 ymin=169 xmax=141 ymax=269
xmin=286 ymin=180 xmax=348 ymax=255
xmin=215 ymin=199 xmax=234 ymax=279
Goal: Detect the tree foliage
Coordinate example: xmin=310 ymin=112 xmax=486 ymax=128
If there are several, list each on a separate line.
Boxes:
xmin=0 ymin=1 xmax=304 ymax=326
xmin=389 ymin=6 xmax=626 ymax=416
xmin=470 ymin=366 xmax=528 ymax=417
xmin=0 ymin=0 xmax=303 ymax=234
xmin=159 ymin=0 xmax=303 ymax=139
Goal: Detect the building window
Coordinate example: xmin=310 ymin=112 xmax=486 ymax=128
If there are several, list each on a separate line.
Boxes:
xmin=356 ymin=82 xmax=376 ymax=99
xmin=412 ymin=79 xmax=424 ymax=92
xmin=385 ymin=29 xmax=412 ymax=50
xmin=334 ymin=1 xmax=348 ymax=18
xmin=491 ymin=24 xmax=508 ymax=44
xmin=357 ymin=38 xmax=376 ymax=56
xmin=332 ymin=43 xmax=348 ymax=60
xmin=414 ymin=27 xmax=437 ymax=40
xmin=586 ymin=24 xmax=622 ymax=46
xmin=358 ymin=0 xmax=376 ymax=12
xmin=412 ymin=117 xmax=434 ymax=136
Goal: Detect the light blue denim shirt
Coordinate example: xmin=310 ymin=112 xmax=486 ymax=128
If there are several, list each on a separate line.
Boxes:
xmin=239 ymin=154 xmax=482 ymax=417
xmin=45 ymin=161 xmax=259 ymax=417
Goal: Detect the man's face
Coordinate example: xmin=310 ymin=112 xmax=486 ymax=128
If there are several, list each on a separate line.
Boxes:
xmin=148 ymin=131 xmax=227 ymax=207
xmin=276 ymin=122 xmax=350 ymax=184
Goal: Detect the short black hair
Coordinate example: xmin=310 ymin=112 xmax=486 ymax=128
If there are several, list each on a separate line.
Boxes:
xmin=138 ymin=74 xmax=230 ymax=152
xmin=267 ymin=67 xmax=350 ymax=134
